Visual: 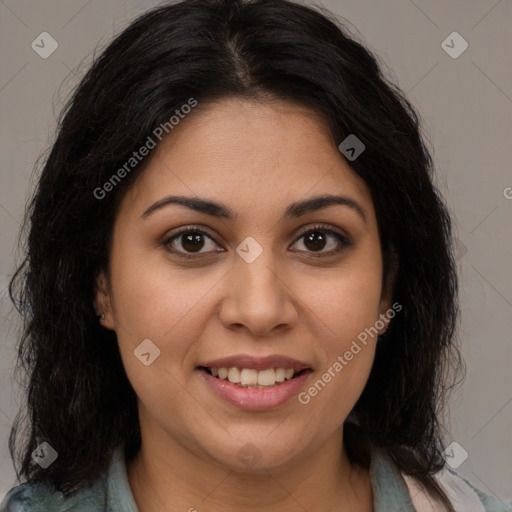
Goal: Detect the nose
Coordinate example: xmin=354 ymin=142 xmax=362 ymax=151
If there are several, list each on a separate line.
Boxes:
xmin=218 ymin=249 xmax=298 ymax=337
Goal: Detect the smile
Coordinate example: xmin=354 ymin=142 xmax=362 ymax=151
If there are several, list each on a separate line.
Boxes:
xmin=197 ymin=366 xmax=312 ymax=411
xmin=204 ymin=366 xmax=303 ymax=388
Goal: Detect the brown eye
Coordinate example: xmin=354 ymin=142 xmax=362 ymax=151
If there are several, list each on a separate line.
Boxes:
xmin=180 ymin=232 xmax=206 ymax=252
xmin=291 ymin=224 xmax=352 ymax=257
xmin=303 ymin=231 xmax=328 ymax=252
xmin=163 ymin=228 xmax=221 ymax=258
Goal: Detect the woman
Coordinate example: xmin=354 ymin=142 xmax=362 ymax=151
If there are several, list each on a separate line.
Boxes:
xmin=1 ymin=0 xmax=510 ymax=511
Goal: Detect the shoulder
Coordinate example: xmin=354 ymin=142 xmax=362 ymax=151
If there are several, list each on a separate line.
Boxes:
xmin=0 ymin=443 xmax=134 ymax=512
xmin=402 ymin=465 xmax=512 ymax=512
xmin=442 ymin=469 xmax=512 ymax=512
xmin=0 ymin=479 xmax=107 ymax=512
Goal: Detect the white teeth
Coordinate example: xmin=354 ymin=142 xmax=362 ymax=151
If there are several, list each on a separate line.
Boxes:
xmin=207 ymin=367 xmax=299 ymax=387
xmin=275 ymin=368 xmax=286 ymax=382
xmin=240 ymin=369 xmax=258 ymax=386
xmin=228 ymin=367 xmax=241 ymax=383
xmin=257 ymin=368 xmax=276 ymax=386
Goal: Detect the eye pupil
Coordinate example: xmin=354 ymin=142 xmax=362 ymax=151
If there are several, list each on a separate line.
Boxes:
xmin=304 ymin=231 xmax=327 ymax=251
xmin=182 ymin=233 xmax=205 ymax=252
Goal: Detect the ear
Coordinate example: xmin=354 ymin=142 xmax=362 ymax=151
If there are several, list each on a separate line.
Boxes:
xmin=377 ymin=248 xmax=399 ymax=335
xmin=93 ymin=269 xmax=115 ymax=330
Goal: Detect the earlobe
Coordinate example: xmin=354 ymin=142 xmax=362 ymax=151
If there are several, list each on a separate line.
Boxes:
xmin=377 ymin=278 xmax=398 ymax=336
xmin=377 ymin=281 xmax=396 ymax=335
xmin=377 ymin=300 xmax=392 ymax=336
xmin=93 ymin=270 xmax=115 ymax=330
xmin=378 ymin=247 xmax=399 ymax=335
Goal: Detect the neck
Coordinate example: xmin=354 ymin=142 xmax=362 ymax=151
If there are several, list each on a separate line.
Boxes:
xmin=127 ymin=425 xmax=373 ymax=512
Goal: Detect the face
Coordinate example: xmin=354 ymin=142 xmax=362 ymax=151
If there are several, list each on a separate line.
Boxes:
xmin=95 ymin=97 xmax=392 ymax=472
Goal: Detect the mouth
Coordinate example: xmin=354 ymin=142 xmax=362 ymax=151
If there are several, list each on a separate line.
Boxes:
xmin=196 ymin=354 xmax=313 ymax=410
xmin=196 ymin=356 xmax=313 ymax=411
xmin=199 ymin=366 xmax=310 ymax=389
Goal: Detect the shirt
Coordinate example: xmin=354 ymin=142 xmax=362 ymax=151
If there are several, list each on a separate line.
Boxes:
xmin=1 ymin=442 xmax=510 ymax=511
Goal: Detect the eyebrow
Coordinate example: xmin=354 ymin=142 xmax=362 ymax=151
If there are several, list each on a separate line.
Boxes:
xmin=140 ymin=193 xmax=367 ymax=224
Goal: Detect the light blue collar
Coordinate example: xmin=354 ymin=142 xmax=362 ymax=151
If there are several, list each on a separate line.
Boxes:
xmin=369 ymin=446 xmax=416 ymax=511
xmin=106 ymin=443 xmax=139 ymax=512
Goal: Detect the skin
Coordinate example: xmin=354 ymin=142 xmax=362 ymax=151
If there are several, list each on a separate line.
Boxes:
xmin=94 ymin=97 xmax=393 ymax=512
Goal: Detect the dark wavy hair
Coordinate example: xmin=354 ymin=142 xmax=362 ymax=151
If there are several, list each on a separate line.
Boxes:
xmin=8 ymin=0 xmax=463 ymax=509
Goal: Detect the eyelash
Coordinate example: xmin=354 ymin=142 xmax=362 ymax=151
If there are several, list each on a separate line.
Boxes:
xmin=162 ymin=223 xmax=353 ymax=260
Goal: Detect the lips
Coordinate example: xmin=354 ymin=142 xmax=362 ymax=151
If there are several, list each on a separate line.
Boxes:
xmin=196 ymin=354 xmax=313 ymax=411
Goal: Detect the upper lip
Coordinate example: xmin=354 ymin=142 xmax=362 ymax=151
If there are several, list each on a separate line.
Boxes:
xmin=198 ymin=354 xmax=312 ymax=372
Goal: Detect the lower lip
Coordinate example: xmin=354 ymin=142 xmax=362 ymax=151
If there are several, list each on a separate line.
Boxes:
xmin=198 ymin=368 xmax=311 ymax=411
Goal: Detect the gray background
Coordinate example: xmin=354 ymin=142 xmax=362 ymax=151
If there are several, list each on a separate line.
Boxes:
xmin=1 ymin=0 xmax=511 ymax=503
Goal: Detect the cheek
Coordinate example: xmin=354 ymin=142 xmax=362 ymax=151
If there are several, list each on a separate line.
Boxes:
xmin=108 ymin=241 xmax=220 ymax=386
xmin=109 ymin=266 xmax=208 ymax=419
xmin=298 ymin=274 xmax=380 ymax=424
xmin=301 ymin=259 xmax=384 ymax=345
xmin=109 ymin=233 xmax=213 ymax=336
xmin=296 ymin=248 xmax=383 ymax=405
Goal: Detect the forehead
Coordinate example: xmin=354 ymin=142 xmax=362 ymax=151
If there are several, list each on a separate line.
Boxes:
xmin=120 ymin=97 xmax=374 ymax=223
